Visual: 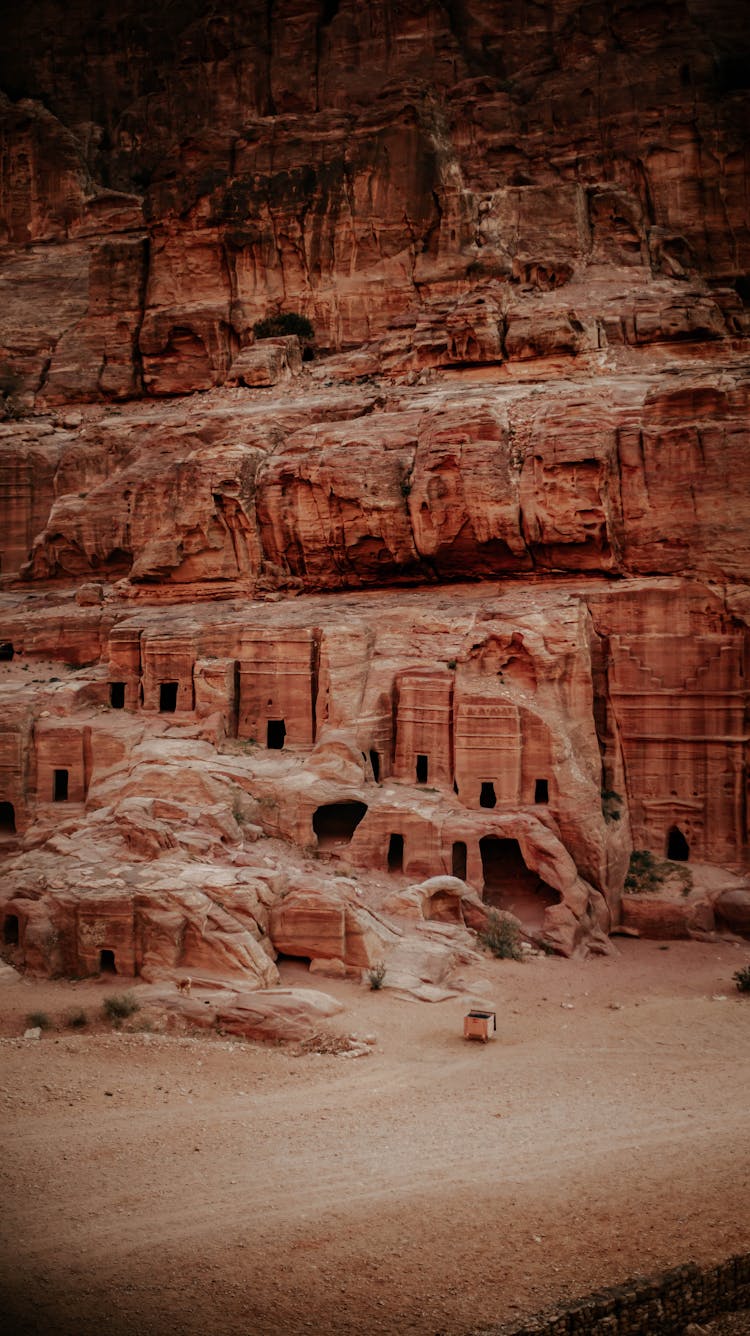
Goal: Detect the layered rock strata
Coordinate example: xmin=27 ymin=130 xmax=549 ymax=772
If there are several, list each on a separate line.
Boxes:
xmin=0 ymin=0 xmax=748 ymax=989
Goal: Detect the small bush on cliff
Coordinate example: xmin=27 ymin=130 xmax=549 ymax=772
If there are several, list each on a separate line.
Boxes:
xmin=367 ymin=961 xmax=387 ymax=990
xmin=479 ymin=911 xmax=524 ymax=961
xmin=253 ymin=312 xmax=314 ymax=341
xmin=103 ymin=992 xmax=140 ymax=1022
xmin=66 ymin=1009 xmax=88 ymax=1029
xmin=601 ymin=789 xmax=623 ymax=822
xmin=625 ymin=850 xmax=693 ymax=897
xmin=0 ymin=363 xmax=25 ymax=420
xmin=26 ymin=1010 xmax=53 ymax=1030
xmin=733 ymin=965 xmax=750 ymax=994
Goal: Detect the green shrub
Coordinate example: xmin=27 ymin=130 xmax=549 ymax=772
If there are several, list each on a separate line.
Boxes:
xmin=367 ymin=961 xmax=387 ymax=990
xmin=0 ymin=362 xmax=25 ymax=418
xmin=103 ymin=992 xmax=140 ymax=1021
xmin=479 ymin=910 xmax=524 ymax=961
xmin=253 ymin=313 xmax=314 ymax=341
xmin=733 ymin=965 xmax=750 ymax=994
xmin=26 ymin=1010 xmax=53 ymax=1030
xmin=601 ymin=789 xmax=623 ymax=822
xmin=625 ymin=850 xmax=693 ymax=896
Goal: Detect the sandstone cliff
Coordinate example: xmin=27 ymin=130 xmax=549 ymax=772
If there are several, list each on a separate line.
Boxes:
xmin=0 ymin=0 xmax=748 ymax=989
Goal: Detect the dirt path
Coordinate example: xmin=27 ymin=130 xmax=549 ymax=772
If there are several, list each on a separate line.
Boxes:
xmin=1 ymin=939 xmax=749 ymax=1335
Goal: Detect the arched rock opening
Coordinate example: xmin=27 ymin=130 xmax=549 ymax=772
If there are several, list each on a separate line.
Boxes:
xmin=0 ymin=801 xmax=16 ymax=833
xmin=667 ymin=826 xmax=690 ymax=861
xmin=3 ymin=913 xmax=19 ymax=945
xmin=99 ymin=949 xmax=117 ymax=974
xmin=424 ymin=890 xmax=463 ymax=924
xmin=480 ymin=835 xmax=560 ymax=928
xmin=313 ymin=801 xmax=368 ymax=849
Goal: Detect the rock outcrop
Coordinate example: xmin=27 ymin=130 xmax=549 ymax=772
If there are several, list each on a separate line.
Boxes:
xmin=0 ymin=0 xmax=748 ymax=994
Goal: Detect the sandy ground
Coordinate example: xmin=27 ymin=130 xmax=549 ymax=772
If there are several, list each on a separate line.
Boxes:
xmin=1 ymin=938 xmax=749 ymax=1336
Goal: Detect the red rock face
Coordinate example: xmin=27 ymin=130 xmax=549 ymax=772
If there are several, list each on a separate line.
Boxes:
xmin=0 ymin=1 xmax=748 ymax=983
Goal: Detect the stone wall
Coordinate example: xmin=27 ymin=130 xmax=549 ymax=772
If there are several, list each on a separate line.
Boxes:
xmin=505 ymin=1253 xmax=750 ymax=1336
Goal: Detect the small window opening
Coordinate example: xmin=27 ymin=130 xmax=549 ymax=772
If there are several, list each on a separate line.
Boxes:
xmin=534 ymin=778 xmax=549 ymax=803
xmin=452 ymin=841 xmax=467 ymax=880
xmin=667 ymin=826 xmax=690 ymax=861
xmin=159 ymin=681 xmax=179 ymax=712
xmin=110 ymin=682 xmax=126 ymax=709
xmin=3 ymin=913 xmax=19 ymax=945
xmin=99 ymin=949 xmax=117 ymax=974
xmin=416 ymin=754 xmax=429 ymax=784
xmin=387 ymin=833 xmax=404 ymax=873
xmin=369 ymin=749 xmax=380 ymax=782
xmin=0 ymin=642 xmax=13 ymax=661
xmin=0 ymin=801 xmax=15 ymax=832
xmin=267 ymin=719 xmax=286 ymax=749
xmin=479 ymin=781 xmax=496 ymax=809
xmin=53 ymin=769 xmax=69 ymax=801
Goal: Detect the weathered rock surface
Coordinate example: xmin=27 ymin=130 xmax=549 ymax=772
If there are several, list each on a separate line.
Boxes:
xmin=1 ymin=1 xmax=748 ymax=401
xmin=0 ymin=0 xmax=748 ymax=993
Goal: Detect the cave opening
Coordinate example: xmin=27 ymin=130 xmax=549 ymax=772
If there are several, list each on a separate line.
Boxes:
xmin=534 ymin=778 xmax=549 ymax=803
xmin=479 ymin=781 xmax=496 ymax=809
xmin=53 ymin=769 xmax=69 ymax=801
xmin=387 ymin=833 xmax=404 ymax=873
xmin=667 ymin=826 xmax=690 ymax=861
xmin=0 ymin=800 xmax=16 ymax=832
xmin=479 ymin=835 xmax=560 ymax=928
xmin=452 ymin=840 xmax=467 ymax=880
xmin=267 ymin=719 xmax=286 ymax=750
xmin=313 ymin=801 xmax=368 ymax=849
xmin=3 ymin=913 xmax=19 ymax=945
xmin=159 ymin=681 xmax=178 ymax=713
xmin=0 ymin=642 xmax=13 ymax=661
xmin=110 ymin=682 xmax=126 ymax=709
xmin=416 ymin=754 xmax=429 ymax=784
xmin=99 ymin=949 xmax=117 ymax=974
xmin=369 ymin=749 xmax=380 ymax=782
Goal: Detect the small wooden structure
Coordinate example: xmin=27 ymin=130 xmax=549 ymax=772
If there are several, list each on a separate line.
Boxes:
xmin=463 ymin=1009 xmax=497 ymax=1042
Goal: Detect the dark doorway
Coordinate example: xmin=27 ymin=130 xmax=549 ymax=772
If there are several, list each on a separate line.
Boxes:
xmin=110 ymin=682 xmax=126 ymax=709
xmin=99 ymin=949 xmax=117 ymax=974
xmin=0 ymin=801 xmax=15 ymax=832
xmin=534 ymin=778 xmax=549 ymax=803
xmin=452 ymin=840 xmax=467 ymax=880
xmin=667 ymin=826 xmax=690 ymax=861
xmin=416 ymin=754 xmax=428 ymax=784
xmin=0 ymin=642 xmax=13 ymax=661
xmin=53 ymin=769 xmax=69 ymax=801
xmin=479 ymin=782 xmax=496 ymax=809
xmin=3 ymin=914 xmax=19 ymax=945
xmin=313 ymin=801 xmax=368 ymax=849
xmin=159 ymin=681 xmax=179 ymax=712
xmin=267 ymin=719 xmax=286 ymax=749
xmin=387 ymin=833 xmax=404 ymax=873
xmin=480 ymin=835 xmax=560 ymax=928
xmin=370 ymin=749 xmax=380 ymax=782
